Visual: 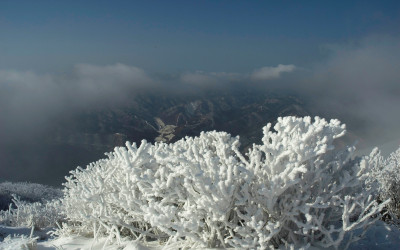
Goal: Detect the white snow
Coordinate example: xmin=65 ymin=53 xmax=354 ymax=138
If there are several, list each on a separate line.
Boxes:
xmin=1 ymin=222 xmax=399 ymax=250
xmin=37 ymin=236 xmax=152 ymax=250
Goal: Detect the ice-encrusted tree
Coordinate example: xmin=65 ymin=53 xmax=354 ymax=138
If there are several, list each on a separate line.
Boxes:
xmin=369 ymin=147 xmax=400 ymax=222
xmin=229 ymin=116 xmax=387 ymax=249
xmin=60 ymin=116 xmax=388 ymax=249
xmin=62 ymin=130 xmax=244 ymax=248
xmin=0 ymin=195 xmax=63 ymax=230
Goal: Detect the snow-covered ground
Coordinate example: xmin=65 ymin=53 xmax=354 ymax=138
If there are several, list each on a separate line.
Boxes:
xmin=1 ymin=221 xmax=399 ymax=250
xmin=0 ymin=226 xmax=151 ymax=250
xmin=37 ymin=236 xmax=155 ymax=250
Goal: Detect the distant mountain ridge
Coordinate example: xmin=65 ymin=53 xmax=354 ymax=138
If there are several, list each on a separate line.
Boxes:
xmin=1 ymin=89 xmax=309 ymax=186
xmin=50 ymin=89 xmax=308 ymax=150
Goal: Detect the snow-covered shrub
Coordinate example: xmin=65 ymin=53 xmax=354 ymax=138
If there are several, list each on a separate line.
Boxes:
xmin=229 ymin=116 xmax=387 ymax=249
xmin=0 ymin=181 xmax=62 ymax=211
xmin=0 ymin=234 xmax=38 ymax=250
xmin=0 ymin=195 xmax=64 ymax=230
xmin=61 ymin=116 xmax=387 ymax=249
xmin=369 ymin=147 xmax=400 ymax=222
xmin=61 ymin=131 xmax=243 ymax=248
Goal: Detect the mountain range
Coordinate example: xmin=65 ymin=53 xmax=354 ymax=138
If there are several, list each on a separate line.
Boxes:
xmin=1 ymin=88 xmax=309 ymax=186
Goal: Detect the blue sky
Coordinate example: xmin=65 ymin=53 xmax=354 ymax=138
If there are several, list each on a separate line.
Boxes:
xmin=1 ymin=0 xmax=399 ymax=73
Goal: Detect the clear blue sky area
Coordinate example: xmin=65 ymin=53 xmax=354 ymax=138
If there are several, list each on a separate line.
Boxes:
xmin=1 ymin=0 xmax=399 ymax=73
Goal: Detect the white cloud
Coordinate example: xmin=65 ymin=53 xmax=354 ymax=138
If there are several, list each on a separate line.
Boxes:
xmin=180 ymin=70 xmax=243 ymax=86
xmin=0 ymin=62 xmax=303 ymax=143
xmin=251 ymin=64 xmax=296 ymax=80
xmin=75 ymin=63 xmax=151 ymax=86
xmin=180 ymin=71 xmax=217 ymax=85
xmin=299 ymin=35 xmax=400 ymax=151
xmin=0 ymin=63 xmax=154 ymax=142
xmin=0 ymin=70 xmax=53 ymax=87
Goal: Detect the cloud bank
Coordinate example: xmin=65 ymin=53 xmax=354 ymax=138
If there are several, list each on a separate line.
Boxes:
xmin=251 ymin=64 xmax=297 ymax=80
xmin=300 ymin=36 xmax=400 ymax=152
xmin=180 ymin=71 xmax=243 ymax=86
xmin=1 ymin=35 xmax=400 ymax=184
xmin=0 ymin=64 xmax=155 ymax=142
xmin=0 ymin=63 xmax=295 ymax=144
xmin=2 ymin=40 xmax=399 ymax=151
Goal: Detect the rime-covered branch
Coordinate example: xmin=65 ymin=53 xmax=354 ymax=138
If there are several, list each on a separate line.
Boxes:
xmin=60 ymin=116 xmax=390 ymax=249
